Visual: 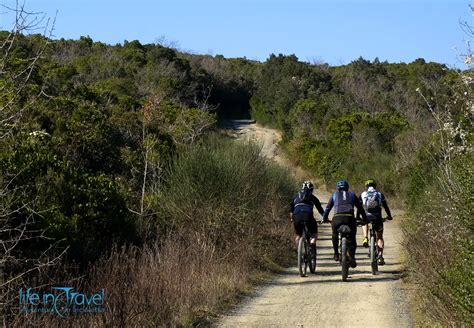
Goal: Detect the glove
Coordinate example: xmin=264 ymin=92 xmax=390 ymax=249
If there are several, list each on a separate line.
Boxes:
xmin=387 ymin=216 xmax=393 ymax=221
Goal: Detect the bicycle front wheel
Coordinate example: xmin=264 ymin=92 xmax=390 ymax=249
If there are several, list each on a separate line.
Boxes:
xmin=297 ymin=237 xmax=307 ymax=277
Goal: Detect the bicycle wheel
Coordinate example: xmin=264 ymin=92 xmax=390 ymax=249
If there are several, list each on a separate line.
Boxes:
xmin=370 ymin=233 xmax=378 ymax=275
xmin=309 ymin=242 xmax=317 ymax=273
xmin=341 ymin=237 xmax=348 ymax=282
xmin=297 ymin=237 xmax=307 ymax=277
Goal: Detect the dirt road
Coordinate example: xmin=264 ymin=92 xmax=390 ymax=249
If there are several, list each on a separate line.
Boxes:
xmin=219 ymin=122 xmax=413 ymax=327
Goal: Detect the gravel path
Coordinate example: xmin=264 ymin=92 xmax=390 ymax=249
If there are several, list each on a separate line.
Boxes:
xmin=219 ymin=122 xmax=413 ymax=327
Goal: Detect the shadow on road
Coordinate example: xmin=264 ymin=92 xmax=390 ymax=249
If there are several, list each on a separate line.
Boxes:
xmin=274 ymin=273 xmax=401 ymax=285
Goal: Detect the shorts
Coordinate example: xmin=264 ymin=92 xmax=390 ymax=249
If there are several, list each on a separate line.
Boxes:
xmin=293 ymin=212 xmax=317 ymax=236
xmin=366 ymin=213 xmax=384 ymax=233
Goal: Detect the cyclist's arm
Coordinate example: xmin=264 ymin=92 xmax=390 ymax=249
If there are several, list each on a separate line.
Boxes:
xmin=289 ymin=197 xmax=295 ymax=222
xmin=310 ymin=195 xmax=325 ymax=216
xmin=355 ymin=193 xmax=363 ymax=220
xmin=381 ymin=193 xmax=392 ymax=219
xmin=354 ymin=194 xmax=367 ymax=221
xmin=322 ymin=196 xmax=334 ymax=221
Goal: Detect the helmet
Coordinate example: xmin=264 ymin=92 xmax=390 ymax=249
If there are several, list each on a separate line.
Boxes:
xmin=336 ymin=180 xmax=349 ymax=191
xmin=364 ymin=179 xmax=376 ymax=188
xmin=301 ymin=180 xmax=314 ymax=192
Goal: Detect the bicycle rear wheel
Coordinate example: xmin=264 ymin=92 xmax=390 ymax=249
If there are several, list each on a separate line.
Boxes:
xmin=309 ymin=242 xmax=317 ymax=273
xmin=297 ymin=237 xmax=308 ymax=277
xmin=370 ymin=233 xmax=378 ymax=275
xmin=341 ymin=237 xmax=348 ymax=281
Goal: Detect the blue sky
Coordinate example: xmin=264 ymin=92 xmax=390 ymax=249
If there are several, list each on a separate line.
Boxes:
xmin=1 ymin=0 xmax=472 ymax=67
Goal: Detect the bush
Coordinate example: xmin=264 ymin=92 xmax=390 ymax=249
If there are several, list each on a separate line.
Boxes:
xmin=157 ymin=134 xmax=295 ymax=242
xmin=9 ymin=136 xmax=296 ymax=326
xmin=403 ymin=129 xmax=473 ymax=325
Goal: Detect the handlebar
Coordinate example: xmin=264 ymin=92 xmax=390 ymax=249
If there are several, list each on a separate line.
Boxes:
xmin=319 ymin=216 xmax=393 ymax=225
xmin=359 ymin=216 xmax=394 ymax=224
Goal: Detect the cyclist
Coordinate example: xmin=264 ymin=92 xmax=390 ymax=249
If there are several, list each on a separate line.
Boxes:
xmin=357 ymin=179 xmax=393 ymax=265
xmin=322 ymin=180 xmax=366 ymax=268
xmin=290 ymin=181 xmax=325 ymax=247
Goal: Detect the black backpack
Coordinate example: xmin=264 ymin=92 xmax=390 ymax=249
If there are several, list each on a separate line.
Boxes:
xmin=296 ymin=188 xmax=312 ymax=203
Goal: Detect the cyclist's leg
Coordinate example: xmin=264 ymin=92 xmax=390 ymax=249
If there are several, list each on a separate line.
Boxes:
xmin=293 ymin=214 xmax=304 ymax=247
xmin=374 ymin=218 xmax=385 ymax=264
xmin=362 ymin=223 xmax=369 ymax=246
xmin=375 ymin=218 xmax=384 ymax=254
xmin=348 ymin=218 xmax=357 ymax=258
xmin=307 ymin=217 xmax=318 ymax=244
xmin=331 ymin=217 xmax=342 ymax=260
xmin=376 ymin=231 xmax=384 ymax=254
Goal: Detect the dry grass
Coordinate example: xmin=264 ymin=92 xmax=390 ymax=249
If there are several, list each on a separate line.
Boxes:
xmin=8 ymin=137 xmax=295 ymax=327
xmin=11 ymin=229 xmax=291 ymax=327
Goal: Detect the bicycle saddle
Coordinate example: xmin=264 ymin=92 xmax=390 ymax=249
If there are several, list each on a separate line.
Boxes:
xmin=337 ymin=225 xmax=351 ymax=235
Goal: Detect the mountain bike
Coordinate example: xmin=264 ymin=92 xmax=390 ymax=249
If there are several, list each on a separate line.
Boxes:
xmin=366 ymin=215 xmax=388 ymax=275
xmin=337 ymin=224 xmax=353 ymax=282
xmin=331 ymin=220 xmax=364 ymax=282
xmin=297 ymin=222 xmax=317 ymax=277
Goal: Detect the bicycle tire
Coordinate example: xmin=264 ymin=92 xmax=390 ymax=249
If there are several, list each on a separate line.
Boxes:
xmin=341 ymin=237 xmax=348 ymax=282
xmin=370 ymin=234 xmax=378 ymax=275
xmin=297 ymin=237 xmax=307 ymax=277
xmin=309 ymin=243 xmax=317 ymax=273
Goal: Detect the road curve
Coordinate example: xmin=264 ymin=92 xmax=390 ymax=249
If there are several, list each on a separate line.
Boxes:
xmin=219 ymin=122 xmax=413 ymax=328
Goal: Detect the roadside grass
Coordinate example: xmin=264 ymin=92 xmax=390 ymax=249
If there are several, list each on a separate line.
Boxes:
xmin=403 ymin=155 xmax=473 ymax=326
xmin=11 ymin=135 xmax=295 ymax=327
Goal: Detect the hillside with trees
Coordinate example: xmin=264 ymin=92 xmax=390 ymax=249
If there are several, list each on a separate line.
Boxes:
xmin=1 ymin=7 xmax=472 ymax=325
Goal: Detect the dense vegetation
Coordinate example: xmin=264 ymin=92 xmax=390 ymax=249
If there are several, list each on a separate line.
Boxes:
xmin=248 ymin=54 xmax=473 ymax=325
xmin=249 ymin=54 xmax=473 ymax=325
xmin=1 ymin=13 xmax=472 ymax=325
xmin=0 ymin=29 xmax=295 ymax=325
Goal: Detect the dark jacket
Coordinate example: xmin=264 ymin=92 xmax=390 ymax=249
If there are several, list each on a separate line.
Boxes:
xmin=290 ymin=193 xmax=325 ymax=217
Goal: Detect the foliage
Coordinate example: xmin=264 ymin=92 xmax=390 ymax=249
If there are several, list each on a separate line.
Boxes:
xmin=1 ymin=12 xmax=472 ymax=324
xmin=402 ymin=66 xmax=474 ymax=325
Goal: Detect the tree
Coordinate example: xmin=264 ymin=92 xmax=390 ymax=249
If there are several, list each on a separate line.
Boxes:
xmin=0 ymin=1 xmax=64 ymax=316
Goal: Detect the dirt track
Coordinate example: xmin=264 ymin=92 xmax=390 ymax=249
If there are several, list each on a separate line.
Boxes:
xmin=219 ymin=122 xmax=413 ymax=327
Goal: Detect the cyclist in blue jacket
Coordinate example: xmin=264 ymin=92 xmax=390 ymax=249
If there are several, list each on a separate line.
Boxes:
xmin=322 ymin=180 xmax=366 ymax=267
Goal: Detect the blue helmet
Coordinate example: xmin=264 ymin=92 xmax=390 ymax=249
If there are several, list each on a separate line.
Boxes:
xmin=336 ymin=180 xmax=349 ymax=191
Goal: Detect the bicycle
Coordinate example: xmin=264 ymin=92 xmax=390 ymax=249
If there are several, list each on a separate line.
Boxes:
xmin=329 ymin=219 xmax=363 ymax=282
xmin=366 ymin=215 xmax=389 ymax=275
xmin=337 ymin=224 xmax=353 ymax=282
xmin=297 ymin=222 xmax=317 ymax=277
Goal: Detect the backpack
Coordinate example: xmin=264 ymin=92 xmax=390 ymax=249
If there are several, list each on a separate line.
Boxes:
xmin=293 ymin=189 xmax=313 ymax=213
xmin=364 ymin=189 xmax=381 ymax=210
xmin=297 ymin=189 xmax=312 ymax=203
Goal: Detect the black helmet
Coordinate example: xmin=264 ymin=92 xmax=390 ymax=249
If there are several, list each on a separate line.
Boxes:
xmin=301 ymin=180 xmax=314 ymax=192
xmin=336 ymin=180 xmax=349 ymax=191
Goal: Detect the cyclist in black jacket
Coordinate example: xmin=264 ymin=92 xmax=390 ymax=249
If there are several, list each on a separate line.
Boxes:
xmin=322 ymin=180 xmax=367 ymax=268
xmin=290 ymin=181 xmax=325 ymax=247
